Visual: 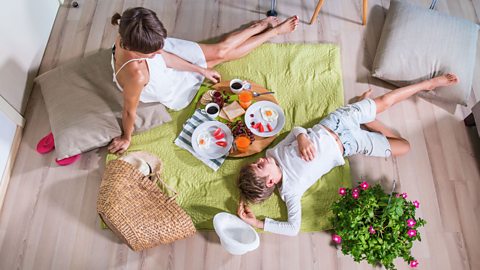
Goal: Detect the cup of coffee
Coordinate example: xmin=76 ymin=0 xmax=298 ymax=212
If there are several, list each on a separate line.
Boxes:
xmin=230 ymin=79 xmax=244 ymax=94
xmin=204 ymin=103 xmax=220 ymax=119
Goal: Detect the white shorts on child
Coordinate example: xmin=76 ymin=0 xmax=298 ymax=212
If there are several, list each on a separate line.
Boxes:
xmin=318 ymin=99 xmax=392 ymax=157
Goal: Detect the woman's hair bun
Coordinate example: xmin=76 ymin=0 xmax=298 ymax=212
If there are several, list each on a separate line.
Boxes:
xmin=111 ymin=13 xmax=121 ymax=26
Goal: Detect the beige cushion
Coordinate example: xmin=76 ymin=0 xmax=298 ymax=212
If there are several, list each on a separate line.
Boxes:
xmin=35 ymin=49 xmax=171 ymax=159
xmin=372 ymin=0 xmax=479 ymax=106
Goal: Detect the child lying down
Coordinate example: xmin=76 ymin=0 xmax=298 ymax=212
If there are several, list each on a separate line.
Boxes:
xmin=237 ymin=74 xmax=458 ymax=236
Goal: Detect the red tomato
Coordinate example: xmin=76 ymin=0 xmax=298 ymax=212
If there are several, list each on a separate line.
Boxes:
xmin=267 ymin=123 xmax=273 ymax=132
xmin=216 ymin=141 xmax=227 ymax=147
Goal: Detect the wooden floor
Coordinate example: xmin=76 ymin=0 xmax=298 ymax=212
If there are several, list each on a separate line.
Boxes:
xmin=1 ymin=0 xmax=480 ymax=269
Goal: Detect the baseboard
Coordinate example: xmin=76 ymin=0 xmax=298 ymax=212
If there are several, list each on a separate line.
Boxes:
xmin=0 ymin=126 xmax=23 ymax=213
xmin=0 ymin=95 xmax=25 ymax=127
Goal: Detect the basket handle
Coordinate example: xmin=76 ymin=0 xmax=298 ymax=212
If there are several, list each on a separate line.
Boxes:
xmin=146 ymin=172 xmax=178 ymax=202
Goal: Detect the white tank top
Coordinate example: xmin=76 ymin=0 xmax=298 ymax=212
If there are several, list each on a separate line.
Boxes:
xmin=111 ymin=38 xmax=207 ymax=111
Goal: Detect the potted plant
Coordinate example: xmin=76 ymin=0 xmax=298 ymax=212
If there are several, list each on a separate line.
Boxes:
xmin=330 ymin=182 xmax=426 ymax=270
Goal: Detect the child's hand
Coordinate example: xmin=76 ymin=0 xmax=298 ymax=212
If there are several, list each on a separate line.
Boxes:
xmin=297 ymin=133 xmax=316 ymax=161
xmin=237 ymin=200 xmax=264 ymax=229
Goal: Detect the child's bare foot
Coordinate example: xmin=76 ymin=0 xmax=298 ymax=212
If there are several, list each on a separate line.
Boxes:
xmin=274 ymin=16 xmax=299 ymax=35
xmin=426 ymin=73 xmax=459 ymax=90
xmin=357 ymin=89 xmax=373 ymax=101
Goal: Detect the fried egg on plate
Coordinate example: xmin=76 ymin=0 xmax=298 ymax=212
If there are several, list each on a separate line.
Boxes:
xmin=260 ymin=107 xmax=278 ymax=122
xmin=197 ymin=132 xmax=211 ymax=149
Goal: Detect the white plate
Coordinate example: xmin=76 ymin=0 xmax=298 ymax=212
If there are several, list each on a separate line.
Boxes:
xmin=245 ymin=101 xmax=285 ymax=137
xmin=191 ymin=121 xmax=233 ymax=159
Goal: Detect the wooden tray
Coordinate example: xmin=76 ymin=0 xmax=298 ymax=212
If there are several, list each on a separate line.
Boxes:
xmin=196 ymin=81 xmax=279 ymax=157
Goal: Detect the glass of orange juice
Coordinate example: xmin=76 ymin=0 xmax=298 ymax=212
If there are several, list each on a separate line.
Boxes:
xmin=238 ymin=90 xmax=253 ymax=109
xmin=235 ymin=135 xmax=251 ymax=153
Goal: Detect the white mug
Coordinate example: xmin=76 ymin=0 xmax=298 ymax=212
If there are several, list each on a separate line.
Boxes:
xmin=229 ymin=79 xmax=244 ymax=94
xmin=204 ymin=102 xmax=220 ymax=119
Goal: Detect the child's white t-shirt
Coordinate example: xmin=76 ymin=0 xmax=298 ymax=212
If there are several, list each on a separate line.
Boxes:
xmin=264 ymin=125 xmax=345 ymax=236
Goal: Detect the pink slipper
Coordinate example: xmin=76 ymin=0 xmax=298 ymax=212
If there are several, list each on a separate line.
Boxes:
xmin=55 ymin=154 xmax=81 ymax=166
xmin=36 ymin=132 xmax=55 ymax=154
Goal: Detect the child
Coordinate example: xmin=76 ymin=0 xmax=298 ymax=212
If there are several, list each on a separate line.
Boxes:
xmin=237 ymin=74 xmax=458 ymax=236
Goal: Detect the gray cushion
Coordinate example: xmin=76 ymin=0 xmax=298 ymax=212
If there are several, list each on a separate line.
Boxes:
xmin=35 ymin=49 xmax=171 ymax=159
xmin=372 ymin=0 xmax=479 ymax=106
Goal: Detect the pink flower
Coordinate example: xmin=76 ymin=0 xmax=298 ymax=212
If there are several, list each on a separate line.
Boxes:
xmin=332 ymin=234 xmax=342 ymax=244
xmin=401 ymin=193 xmax=408 ymax=199
xmin=407 ymin=219 xmax=416 ymax=228
xmin=407 ymin=229 xmax=417 ymax=238
xmin=352 ymin=192 xmax=359 ymax=199
xmin=353 ymin=188 xmax=360 ymax=193
xmin=338 ymin=188 xmax=346 ymax=196
xmin=395 ymin=194 xmax=401 ymax=198
xmin=410 ymin=260 xmax=419 ymax=268
xmin=413 ymin=200 xmax=420 ymax=208
xmin=360 ymin=181 xmax=369 ymax=190
xmin=369 ymin=226 xmax=376 ymax=234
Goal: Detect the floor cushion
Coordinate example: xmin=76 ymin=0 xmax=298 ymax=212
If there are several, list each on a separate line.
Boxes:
xmin=35 ymin=49 xmax=171 ymax=159
xmin=371 ymin=0 xmax=479 ymax=106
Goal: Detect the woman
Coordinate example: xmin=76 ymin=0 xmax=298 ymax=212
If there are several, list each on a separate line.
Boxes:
xmin=107 ymin=7 xmax=299 ymax=154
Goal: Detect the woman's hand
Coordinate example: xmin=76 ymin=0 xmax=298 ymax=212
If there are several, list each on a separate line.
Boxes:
xmin=237 ymin=200 xmax=264 ymax=229
xmin=297 ymin=133 xmax=316 ymax=161
xmin=108 ymin=136 xmax=131 ymax=154
xmin=202 ymin=68 xmax=221 ymax=83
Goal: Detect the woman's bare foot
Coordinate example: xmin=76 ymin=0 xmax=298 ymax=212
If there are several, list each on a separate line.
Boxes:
xmin=252 ymin=16 xmax=280 ymax=30
xmin=274 ymin=16 xmax=299 ymax=35
xmin=426 ymin=73 xmax=459 ymax=90
xmin=264 ymin=16 xmax=280 ymax=28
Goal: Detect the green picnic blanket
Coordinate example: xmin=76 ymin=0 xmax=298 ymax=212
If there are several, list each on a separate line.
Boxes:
xmin=106 ymin=43 xmax=352 ymax=231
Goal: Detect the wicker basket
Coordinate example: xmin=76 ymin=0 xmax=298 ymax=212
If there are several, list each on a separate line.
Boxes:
xmin=97 ymin=159 xmax=196 ymax=251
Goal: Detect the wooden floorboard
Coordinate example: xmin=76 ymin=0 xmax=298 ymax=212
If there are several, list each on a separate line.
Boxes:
xmin=1 ymin=0 xmax=479 ymax=269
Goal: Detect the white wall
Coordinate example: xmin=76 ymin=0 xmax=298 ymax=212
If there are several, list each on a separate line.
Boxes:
xmin=0 ymin=111 xmax=16 ymax=182
xmin=0 ymin=0 xmax=59 ymax=194
xmin=0 ymin=0 xmax=59 ymax=114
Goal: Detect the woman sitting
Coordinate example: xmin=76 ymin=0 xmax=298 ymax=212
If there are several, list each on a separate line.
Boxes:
xmin=108 ymin=7 xmax=299 ymax=154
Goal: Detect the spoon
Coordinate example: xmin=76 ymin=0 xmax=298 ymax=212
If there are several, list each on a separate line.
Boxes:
xmin=252 ymin=91 xmax=275 ymax=97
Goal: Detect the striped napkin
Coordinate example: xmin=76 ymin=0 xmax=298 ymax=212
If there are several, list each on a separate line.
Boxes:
xmin=174 ymin=109 xmax=227 ymax=171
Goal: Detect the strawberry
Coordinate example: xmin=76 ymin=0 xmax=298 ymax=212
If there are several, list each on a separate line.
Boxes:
xmin=258 ymin=123 xmax=265 ymax=132
xmin=214 ymin=132 xmax=225 ymax=140
xmin=216 ymin=141 xmax=227 ymax=147
xmin=213 ymin=128 xmax=222 ymax=137
xmin=267 ymin=123 xmax=273 ymax=132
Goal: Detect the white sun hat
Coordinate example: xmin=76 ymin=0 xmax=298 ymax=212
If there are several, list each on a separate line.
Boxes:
xmin=213 ymin=212 xmax=260 ymax=255
xmin=119 ymin=151 xmax=162 ymax=176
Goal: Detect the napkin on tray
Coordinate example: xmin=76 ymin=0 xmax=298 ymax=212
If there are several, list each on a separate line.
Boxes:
xmin=174 ymin=109 xmax=227 ymax=171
